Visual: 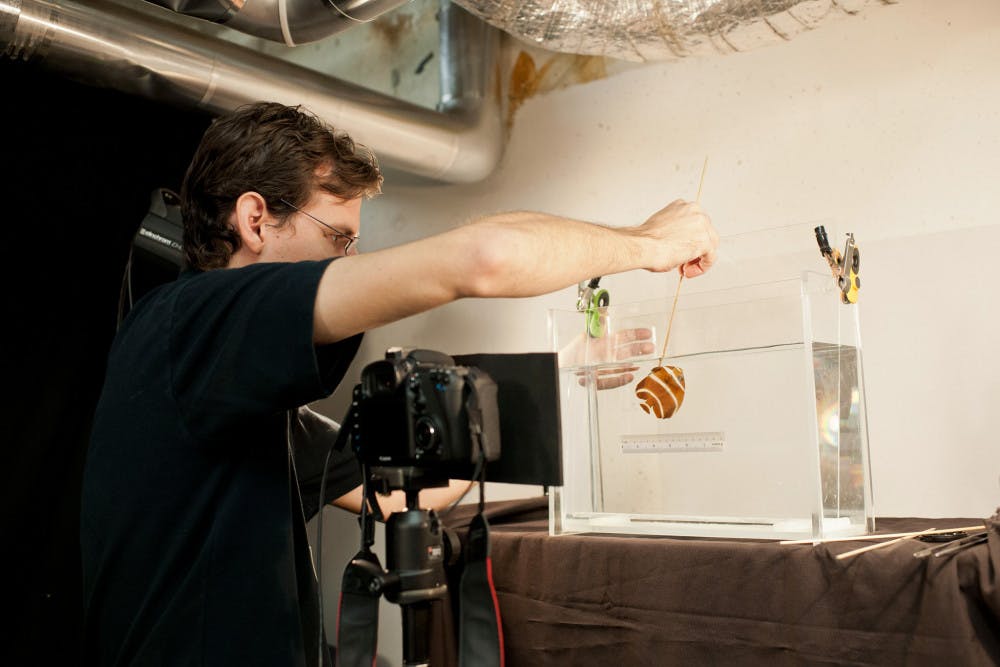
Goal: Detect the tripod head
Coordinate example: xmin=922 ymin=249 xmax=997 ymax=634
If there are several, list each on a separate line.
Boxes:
xmin=369 ymin=467 xmax=460 ymax=607
xmin=338 ymin=465 xmax=465 ymax=667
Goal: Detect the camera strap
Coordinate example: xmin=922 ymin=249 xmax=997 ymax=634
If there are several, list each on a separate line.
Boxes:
xmin=335 ymin=547 xmax=381 ymax=667
xmin=336 ymin=468 xmax=381 ymax=667
xmin=459 ymin=462 xmax=504 ymax=667
xmin=463 ymin=368 xmax=501 ymax=463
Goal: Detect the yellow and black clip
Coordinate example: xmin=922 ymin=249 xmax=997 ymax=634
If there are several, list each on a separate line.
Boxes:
xmin=814 ymin=226 xmax=860 ymax=304
xmin=577 ymin=277 xmax=610 ymax=337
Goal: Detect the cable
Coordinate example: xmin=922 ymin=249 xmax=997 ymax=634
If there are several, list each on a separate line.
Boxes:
xmin=440 ymin=479 xmax=478 ymax=520
xmin=116 ymin=244 xmax=135 ymax=330
xmin=315 ymin=442 xmax=335 ymax=667
xmin=477 ymin=454 xmax=487 ymax=514
xmin=359 ymin=468 xmax=370 ymax=551
xmin=277 ymin=0 xmax=297 ymax=46
xmin=440 ymin=454 xmax=485 ymax=521
xmin=325 ymin=0 xmax=370 ymax=24
xmin=286 ymin=410 xmax=333 ymax=666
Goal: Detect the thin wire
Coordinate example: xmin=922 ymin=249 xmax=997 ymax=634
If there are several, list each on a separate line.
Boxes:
xmin=440 ymin=456 xmax=485 ymax=520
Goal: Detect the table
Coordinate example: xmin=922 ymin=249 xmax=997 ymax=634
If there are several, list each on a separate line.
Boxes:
xmin=437 ymin=498 xmax=1000 ymax=666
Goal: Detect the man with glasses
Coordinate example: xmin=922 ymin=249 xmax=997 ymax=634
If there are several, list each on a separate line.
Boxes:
xmin=278 ymin=198 xmax=360 ymax=255
xmin=81 ymin=101 xmax=718 ymax=666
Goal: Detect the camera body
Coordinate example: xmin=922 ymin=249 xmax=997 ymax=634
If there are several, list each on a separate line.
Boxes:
xmin=348 ymin=349 xmax=500 ymax=470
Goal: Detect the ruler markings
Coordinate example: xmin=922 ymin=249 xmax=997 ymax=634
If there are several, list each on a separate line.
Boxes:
xmin=620 ymin=431 xmax=726 ymax=453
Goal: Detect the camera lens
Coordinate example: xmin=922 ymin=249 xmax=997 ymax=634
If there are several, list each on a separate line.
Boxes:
xmin=414 ymin=417 xmax=437 ymax=452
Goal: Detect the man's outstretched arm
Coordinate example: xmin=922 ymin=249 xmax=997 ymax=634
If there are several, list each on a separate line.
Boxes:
xmin=313 ymin=200 xmax=718 ymax=344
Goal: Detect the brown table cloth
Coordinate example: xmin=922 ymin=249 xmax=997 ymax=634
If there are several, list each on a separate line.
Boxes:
xmin=433 ymin=498 xmax=1000 ymax=667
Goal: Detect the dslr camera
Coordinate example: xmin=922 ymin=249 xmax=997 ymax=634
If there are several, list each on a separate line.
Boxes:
xmin=345 ymin=348 xmax=501 ymax=472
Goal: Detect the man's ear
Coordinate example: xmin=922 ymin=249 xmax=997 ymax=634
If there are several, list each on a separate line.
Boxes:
xmin=232 ymin=191 xmax=268 ymax=254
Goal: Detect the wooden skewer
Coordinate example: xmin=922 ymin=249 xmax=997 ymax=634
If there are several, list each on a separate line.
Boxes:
xmin=695 ymin=155 xmax=708 ymax=203
xmin=834 ymin=528 xmax=936 ymax=560
xmin=658 ymin=276 xmax=683 ymax=365
xmin=779 ymin=525 xmax=984 ymax=546
xmin=656 ymin=157 xmax=708 ymax=365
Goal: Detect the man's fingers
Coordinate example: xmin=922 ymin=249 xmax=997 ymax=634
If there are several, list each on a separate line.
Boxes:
xmin=613 ymin=327 xmax=653 ymax=345
xmin=682 ymin=261 xmax=703 ymax=278
xmin=577 ymin=373 xmax=636 ymax=390
xmin=575 ymin=365 xmax=639 ymax=377
xmin=575 ymin=365 xmax=640 ymax=390
xmin=616 ymin=341 xmax=654 ymax=360
xmin=682 ymin=255 xmax=711 ymax=278
xmin=701 ymin=248 xmax=717 ymax=270
xmin=596 ymin=374 xmax=634 ymax=390
xmin=682 ymin=245 xmax=717 ymax=278
xmin=610 ymin=328 xmax=654 ymax=361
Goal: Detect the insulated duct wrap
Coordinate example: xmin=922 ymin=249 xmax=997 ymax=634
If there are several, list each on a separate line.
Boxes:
xmin=452 ymin=0 xmax=898 ymax=62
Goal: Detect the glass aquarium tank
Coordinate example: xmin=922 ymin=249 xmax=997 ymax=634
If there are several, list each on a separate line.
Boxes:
xmin=548 ymin=269 xmax=874 ymax=540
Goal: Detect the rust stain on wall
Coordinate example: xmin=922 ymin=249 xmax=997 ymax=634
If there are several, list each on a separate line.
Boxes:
xmin=507 ymin=51 xmax=608 ymax=131
xmin=371 ymin=12 xmax=415 ymax=50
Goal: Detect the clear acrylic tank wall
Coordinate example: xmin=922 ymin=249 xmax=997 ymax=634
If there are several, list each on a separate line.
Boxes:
xmin=549 ymin=270 xmax=874 ymax=539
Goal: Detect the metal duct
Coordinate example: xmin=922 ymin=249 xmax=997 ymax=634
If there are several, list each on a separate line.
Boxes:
xmin=452 ymin=0 xmax=898 ymax=62
xmin=144 ymin=0 xmax=413 ymax=46
xmin=0 ymin=0 xmax=502 ymax=183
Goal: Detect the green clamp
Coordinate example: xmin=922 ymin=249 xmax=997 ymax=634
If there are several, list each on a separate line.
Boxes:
xmin=586 ymin=287 xmax=610 ymax=338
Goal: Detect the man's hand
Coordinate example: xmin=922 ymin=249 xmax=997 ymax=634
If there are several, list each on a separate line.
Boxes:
xmin=559 ymin=325 xmax=655 ymax=390
xmin=635 ymin=199 xmax=718 ymax=276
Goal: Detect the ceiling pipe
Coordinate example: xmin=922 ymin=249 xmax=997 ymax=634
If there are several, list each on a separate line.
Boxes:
xmin=438 ymin=0 xmax=493 ymax=115
xmin=143 ymin=0 xmax=414 ymax=46
xmin=0 ymin=0 xmax=503 ymax=184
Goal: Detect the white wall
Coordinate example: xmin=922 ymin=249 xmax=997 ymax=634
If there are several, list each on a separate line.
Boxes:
xmin=312 ymin=0 xmax=1000 ymax=660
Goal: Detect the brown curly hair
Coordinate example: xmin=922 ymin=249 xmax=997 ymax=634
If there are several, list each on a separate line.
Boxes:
xmin=180 ymin=102 xmax=382 ymax=270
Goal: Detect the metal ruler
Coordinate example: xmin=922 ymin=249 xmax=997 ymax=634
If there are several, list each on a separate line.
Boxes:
xmin=620 ymin=431 xmax=726 ymax=454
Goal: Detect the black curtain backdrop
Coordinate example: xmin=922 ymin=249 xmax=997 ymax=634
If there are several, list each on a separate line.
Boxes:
xmin=1 ymin=62 xmax=212 ymax=665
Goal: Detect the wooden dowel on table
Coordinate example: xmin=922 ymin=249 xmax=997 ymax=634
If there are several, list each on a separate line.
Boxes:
xmin=834 ymin=529 xmax=937 ymax=560
xmin=780 ymin=525 xmax=984 ymax=546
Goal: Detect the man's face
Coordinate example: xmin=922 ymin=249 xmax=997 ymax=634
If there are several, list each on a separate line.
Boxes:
xmin=261 ymin=191 xmax=362 ymax=263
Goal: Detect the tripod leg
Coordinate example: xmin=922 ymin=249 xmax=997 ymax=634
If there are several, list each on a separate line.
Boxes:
xmin=402 ymin=602 xmax=433 ymax=667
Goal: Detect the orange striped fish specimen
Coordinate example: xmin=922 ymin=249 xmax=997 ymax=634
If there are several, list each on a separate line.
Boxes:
xmin=635 ymin=365 xmax=685 ymax=418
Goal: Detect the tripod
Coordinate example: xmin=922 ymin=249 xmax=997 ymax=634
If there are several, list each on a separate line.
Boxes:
xmin=338 ymin=467 xmax=457 ymax=667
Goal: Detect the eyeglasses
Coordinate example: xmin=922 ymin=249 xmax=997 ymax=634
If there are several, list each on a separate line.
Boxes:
xmin=279 ymin=198 xmax=359 ymax=255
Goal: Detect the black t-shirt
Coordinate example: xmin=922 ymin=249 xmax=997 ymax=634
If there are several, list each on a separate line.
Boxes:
xmin=81 ymin=260 xmax=363 ymax=666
